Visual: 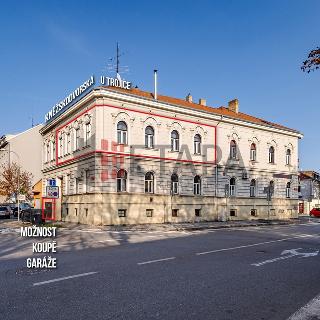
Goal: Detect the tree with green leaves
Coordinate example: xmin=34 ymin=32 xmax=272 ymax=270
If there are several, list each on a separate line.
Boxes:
xmin=302 ymin=47 xmax=320 ymax=72
xmin=0 ymin=162 xmax=33 ymax=202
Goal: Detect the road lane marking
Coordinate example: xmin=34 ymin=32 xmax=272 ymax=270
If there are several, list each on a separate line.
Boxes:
xmin=287 ymin=293 xmax=320 ymax=319
xmin=33 ymin=272 xmax=98 ymax=286
xmin=196 ymin=235 xmax=314 ymax=255
xmin=137 ymin=257 xmax=176 ymax=265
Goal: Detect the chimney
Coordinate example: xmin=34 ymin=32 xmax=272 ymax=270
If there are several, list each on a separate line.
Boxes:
xmin=154 ymin=69 xmax=158 ymax=100
xmin=199 ymin=98 xmax=206 ymax=106
xmin=228 ymin=99 xmax=239 ymax=113
xmin=186 ymin=93 xmax=192 ymax=103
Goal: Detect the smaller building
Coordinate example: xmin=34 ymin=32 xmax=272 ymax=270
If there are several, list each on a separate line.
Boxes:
xmin=0 ymin=124 xmax=43 ymax=203
xmin=299 ymin=171 xmax=320 ymax=214
xmin=32 ymin=179 xmax=43 ymax=209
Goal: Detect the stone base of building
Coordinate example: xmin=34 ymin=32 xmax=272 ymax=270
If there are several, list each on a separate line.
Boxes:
xmin=57 ymin=193 xmax=299 ymax=225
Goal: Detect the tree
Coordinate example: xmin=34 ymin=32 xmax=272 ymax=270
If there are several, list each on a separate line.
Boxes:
xmin=302 ymin=47 xmax=320 ymax=72
xmin=0 ymin=162 xmax=33 ymax=201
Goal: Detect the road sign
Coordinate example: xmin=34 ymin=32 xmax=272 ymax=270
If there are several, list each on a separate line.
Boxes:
xmin=46 ymin=186 xmax=59 ymax=199
xmin=18 ymin=194 xmax=26 ymax=201
xmin=48 ymin=179 xmax=56 ymax=187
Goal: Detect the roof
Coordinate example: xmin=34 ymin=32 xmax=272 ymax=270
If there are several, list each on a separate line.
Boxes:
xmin=102 ymin=86 xmax=300 ymax=134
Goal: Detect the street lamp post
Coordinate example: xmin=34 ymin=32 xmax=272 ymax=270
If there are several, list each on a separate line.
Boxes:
xmin=0 ymin=149 xmax=21 ymax=221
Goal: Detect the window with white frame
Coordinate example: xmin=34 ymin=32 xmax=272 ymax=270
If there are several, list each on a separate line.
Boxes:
xmin=286 ymin=149 xmax=291 ymax=165
xmin=117 ymin=121 xmax=128 ymax=144
xmin=66 ymin=133 xmax=71 ymax=154
xmin=193 ymin=175 xmax=201 ymax=195
xmin=286 ymin=182 xmax=291 ymax=198
xmin=250 ymin=143 xmax=256 ymax=161
xmin=117 ymin=169 xmax=127 ymax=192
xmin=84 ymin=170 xmax=90 ymax=193
xmin=269 ymin=146 xmax=275 ymax=163
xmin=250 ymin=179 xmax=256 ymax=197
xmin=171 ymin=130 xmax=179 ymax=152
xmin=52 ymin=140 xmax=56 ymax=161
xmin=85 ymin=122 xmax=91 ymax=146
xmin=75 ymin=128 xmax=81 ymax=150
xmin=59 ymin=134 xmax=63 ymax=157
xmin=145 ymin=172 xmax=154 ymax=193
xmin=230 ymin=140 xmax=237 ymax=159
xmin=229 ymin=177 xmax=236 ymax=197
xmin=145 ymin=126 xmax=154 ymax=148
xmin=171 ymin=173 xmax=179 ymax=195
xmin=194 ymin=134 xmax=202 ymax=154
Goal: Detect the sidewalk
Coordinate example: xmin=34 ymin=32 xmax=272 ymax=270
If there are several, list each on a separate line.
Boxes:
xmin=39 ymin=218 xmax=304 ymax=232
xmin=0 ymin=217 xmax=311 ymax=233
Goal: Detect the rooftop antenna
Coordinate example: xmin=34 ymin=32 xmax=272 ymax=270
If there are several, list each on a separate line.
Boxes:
xmin=103 ymin=43 xmax=130 ymax=78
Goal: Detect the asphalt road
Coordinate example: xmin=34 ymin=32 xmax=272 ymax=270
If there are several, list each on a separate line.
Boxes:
xmin=1 ymin=219 xmax=320 ymax=320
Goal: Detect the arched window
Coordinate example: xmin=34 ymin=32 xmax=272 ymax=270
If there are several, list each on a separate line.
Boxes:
xmin=171 ymin=173 xmax=179 ymax=195
xmin=250 ymin=179 xmax=256 ymax=197
xmin=250 ymin=143 xmax=256 ymax=161
xmin=171 ymin=130 xmax=179 ymax=151
xmin=269 ymin=146 xmax=275 ymax=163
xmin=194 ymin=134 xmax=202 ymax=154
xmin=145 ymin=172 xmax=154 ymax=193
xmin=117 ymin=169 xmax=127 ymax=192
xmin=145 ymin=126 xmax=154 ymax=149
xmin=286 ymin=149 xmax=291 ymax=165
xmin=286 ymin=182 xmax=291 ymax=198
xmin=230 ymin=140 xmax=237 ymax=159
xmin=117 ymin=121 xmax=128 ymax=144
xmin=193 ymin=175 xmax=201 ymax=195
xmin=229 ymin=177 xmax=236 ymax=196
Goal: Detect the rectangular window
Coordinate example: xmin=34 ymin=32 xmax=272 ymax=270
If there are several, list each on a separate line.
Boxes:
xmin=172 ymin=182 xmax=179 ymax=194
xmin=76 ymin=128 xmax=81 ymax=150
xmin=251 ymin=209 xmax=257 ymax=217
xmin=145 ymin=135 xmax=154 ymax=148
xmin=229 ymin=185 xmax=236 ymax=197
xmin=194 ymin=142 xmax=201 ymax=154
xmin=172 ymin=209 xmax=179 ymax=217
xmin=230 ymin=209 xmax=237 ymax=217
xmin=118 ymin=209 xmax=126 ymax=217
xmin=59 ymin=136 xmax=63 ymax=157
xmin=67 ymin=134 xmax=71 ymax=154
xmin=52 ymin=141 xmax=56 ymax=161
xmin=85 ymin=123 xmax=91 ymax=146
xmin=195 ymin=209 xmax=201 ymax=217
xmin=75 ymin=178 xmax=80 ymax=194
xmin=146 ymin=209 xmax=153 ymax=217
xmin=250 ymin=149 xmax=256 ymax=161
xmin=171 ymin=138 xmax=179 ymax=152
xmin=194 ymin=183 xmax=201 ymax=195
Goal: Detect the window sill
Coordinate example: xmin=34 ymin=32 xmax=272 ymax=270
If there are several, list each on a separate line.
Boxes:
xmin=168 ymin=150 xmax=183 ymax=154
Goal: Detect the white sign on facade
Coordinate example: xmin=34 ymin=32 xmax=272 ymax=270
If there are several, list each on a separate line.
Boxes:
xmin=46 ymin=186 xmax=59 ymax=199
xmin=45 ymin=76 xmax=95 ymax=123
xmin=100 ymin=74 xmax=131 ymax=90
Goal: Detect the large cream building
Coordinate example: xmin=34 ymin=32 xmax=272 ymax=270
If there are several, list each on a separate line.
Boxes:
xmin=40 ymin=84 xmax=303 ymax=225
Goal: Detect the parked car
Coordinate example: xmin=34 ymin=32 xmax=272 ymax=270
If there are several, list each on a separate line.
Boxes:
xmin=20 ymin=208 xmax=44 ymax=225
xmin=12 ymin=203 xmax=33 ymax=217
xmin=310 ymin=208 xmax=320 ymax=217
xmin=0 ymin=205 xmax=11 ymax=219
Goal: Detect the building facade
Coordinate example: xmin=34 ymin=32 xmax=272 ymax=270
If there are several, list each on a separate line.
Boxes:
xmin=0 ymin=124 xmax=43 ymax=203
xmin=40 ymin=86 xmax=303 ymax=225
xmin=299 ymin=171 xmax=320 ymax=214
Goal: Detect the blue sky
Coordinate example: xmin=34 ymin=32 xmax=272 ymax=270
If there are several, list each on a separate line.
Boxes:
xmin=0 ymin=0 xmax=319 ymax=170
